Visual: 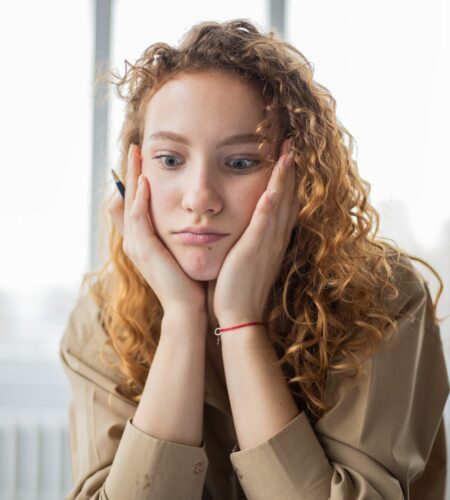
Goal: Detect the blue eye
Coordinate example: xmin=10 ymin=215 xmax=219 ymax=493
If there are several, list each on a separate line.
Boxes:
xmin=153 ymin=155 xmax=182 ymax=168
xmin=227 ymin=158 xmax=261 ymax=172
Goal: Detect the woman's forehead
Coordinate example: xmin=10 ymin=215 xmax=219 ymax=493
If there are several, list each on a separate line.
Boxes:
xmin=147 ymin=70 xmax=264 ymax=108
xmin=144 ymin=78 xmax=265 ymax=130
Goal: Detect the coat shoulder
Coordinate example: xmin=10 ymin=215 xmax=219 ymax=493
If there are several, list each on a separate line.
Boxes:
xmin=385 ymin=252 xmax=430 ymax=320
xmin=60 ymin=284 xmax=126 ymax=388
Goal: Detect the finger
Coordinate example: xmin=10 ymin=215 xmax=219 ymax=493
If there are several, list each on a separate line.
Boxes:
xmin=124 ymin=144 xmax=142 ymax=239
xmin=107 ymin=191 xmax=125 ymax=236
xmin=261 ymin=142 xmax=296 ymax=245
xmin=124 ymin=145 xmax=142 ymax=213
xmin=276 ymin=150 xmax=297 ymax=241
xmin=240 ymin=177 xmax=292 ymax=255
xmin=130 ymin=175 xmax=160 ymax=258
xmin=252 ymin=139 xmax=293 ymax=225
xmin=238 ymin=190 xmax=272 ymax=252
xmin=265 ymin=138 xmax=292 ymax=196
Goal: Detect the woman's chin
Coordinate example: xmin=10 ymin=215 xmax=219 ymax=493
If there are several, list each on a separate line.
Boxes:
xmin=182 ymin=262 xmax=220 ymax=282
xmin=177 ymin=251 xmax=223 ymax=282
xmin=187 ymin=269 xmax=218 ymax=281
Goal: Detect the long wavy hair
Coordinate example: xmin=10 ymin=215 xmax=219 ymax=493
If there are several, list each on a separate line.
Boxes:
xmin=81 ymin=19 xmax=445 ymax=423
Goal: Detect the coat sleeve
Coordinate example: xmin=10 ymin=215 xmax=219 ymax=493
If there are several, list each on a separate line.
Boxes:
xmin=228 ymin=260 xmax=450 ymax=499
xmin=60 ymin=292 xmax=209 ymax=500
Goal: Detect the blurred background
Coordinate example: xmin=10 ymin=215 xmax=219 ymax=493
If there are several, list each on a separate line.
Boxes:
xmin=0 ymin=0 xmax=448 ymax=498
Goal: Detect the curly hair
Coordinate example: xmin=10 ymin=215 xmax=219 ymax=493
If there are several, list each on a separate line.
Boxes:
xmin=81 ymin=18 xmax=445 ymax=424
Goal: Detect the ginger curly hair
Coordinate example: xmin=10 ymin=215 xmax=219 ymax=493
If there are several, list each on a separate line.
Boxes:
xmin=81 ymin=18 xmax=444 ymax=423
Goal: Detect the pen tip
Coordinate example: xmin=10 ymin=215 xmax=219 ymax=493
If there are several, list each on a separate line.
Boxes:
xmin=111 ymin=169 xmax=120 ymax=183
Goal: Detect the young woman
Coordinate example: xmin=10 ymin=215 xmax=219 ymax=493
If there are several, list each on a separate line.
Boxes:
xmin=60 ymin=19 xmax=449 ymax=500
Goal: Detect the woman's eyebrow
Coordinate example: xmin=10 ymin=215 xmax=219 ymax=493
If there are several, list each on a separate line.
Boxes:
xmin=147 ymin=131 xmax=260 ymax=148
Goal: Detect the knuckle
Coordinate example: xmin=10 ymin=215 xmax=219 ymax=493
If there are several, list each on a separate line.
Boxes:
xmin=108 ymin=193 xmax=122 ymax=212
xmin=130 ymin=205 xmax=140 ymax=220
xmin=107 ymin=202 xmax=116 ymax=216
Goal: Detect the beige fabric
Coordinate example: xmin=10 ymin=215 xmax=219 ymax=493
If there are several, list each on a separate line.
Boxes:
xmin=59 ymin=256 xmax=449 ymax=499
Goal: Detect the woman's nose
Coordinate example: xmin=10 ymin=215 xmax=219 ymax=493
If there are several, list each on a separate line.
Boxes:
xmin=181 ymin=173 xmax=223 ymax=215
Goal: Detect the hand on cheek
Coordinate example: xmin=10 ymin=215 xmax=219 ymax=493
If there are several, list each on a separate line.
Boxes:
xmin=213 ymin=138 xmax=299 ymax=324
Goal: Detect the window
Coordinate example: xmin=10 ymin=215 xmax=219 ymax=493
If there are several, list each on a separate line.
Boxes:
xmin=0 ymin=0 xmax=92 ymax=361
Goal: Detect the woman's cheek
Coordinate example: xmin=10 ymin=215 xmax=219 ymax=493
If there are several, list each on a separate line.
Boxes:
xmin=143 ymin=177 xmax=167 ymax=237
xmin=239 ymin=185 xmax=266 ymax=221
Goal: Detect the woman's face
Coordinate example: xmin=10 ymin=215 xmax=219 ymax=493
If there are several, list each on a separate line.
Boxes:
xmin=140 ymin=70 xmax=275 ymax=282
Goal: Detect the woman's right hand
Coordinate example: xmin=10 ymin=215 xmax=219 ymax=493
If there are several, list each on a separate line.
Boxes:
xmin=108 ymin=144 xmax=207 ymax=315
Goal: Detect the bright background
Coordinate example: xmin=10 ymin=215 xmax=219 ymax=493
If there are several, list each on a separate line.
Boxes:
xmin=0 ymin=0 xmax=448 ymax=498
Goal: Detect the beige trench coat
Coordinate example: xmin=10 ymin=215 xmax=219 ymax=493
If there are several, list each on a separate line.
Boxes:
xmin=59 ymin=256 xmax=449 ymax=499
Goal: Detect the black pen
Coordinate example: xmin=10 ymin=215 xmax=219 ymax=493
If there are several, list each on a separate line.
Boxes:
xmin=111 ymin=169 xmax=125 ymax=199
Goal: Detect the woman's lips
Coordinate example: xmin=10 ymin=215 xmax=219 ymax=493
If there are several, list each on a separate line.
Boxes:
xmin=174 ymin=232 xmax=227 ymax=245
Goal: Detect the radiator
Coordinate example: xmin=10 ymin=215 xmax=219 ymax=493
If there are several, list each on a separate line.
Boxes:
xmin=0 ymin=409 xmax=72 ymax=500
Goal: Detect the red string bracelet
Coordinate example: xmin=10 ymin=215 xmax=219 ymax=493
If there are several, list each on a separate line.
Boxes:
xmin=214 ymin=321 xmax=267 ymax=345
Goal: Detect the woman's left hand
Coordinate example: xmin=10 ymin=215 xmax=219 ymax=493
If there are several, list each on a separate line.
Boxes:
xmin=212 ymin=138 xmax=300 ymax=324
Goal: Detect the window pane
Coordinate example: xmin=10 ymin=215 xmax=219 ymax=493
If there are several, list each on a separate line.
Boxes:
xmin=0 ymin=0 xmax=93 ymax=359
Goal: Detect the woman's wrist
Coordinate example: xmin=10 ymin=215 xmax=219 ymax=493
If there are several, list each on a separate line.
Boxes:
xmin=161 ymin=306 xmax=208 ymax=338
xmin=216 ymin=311 xmax=262 ymax=327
